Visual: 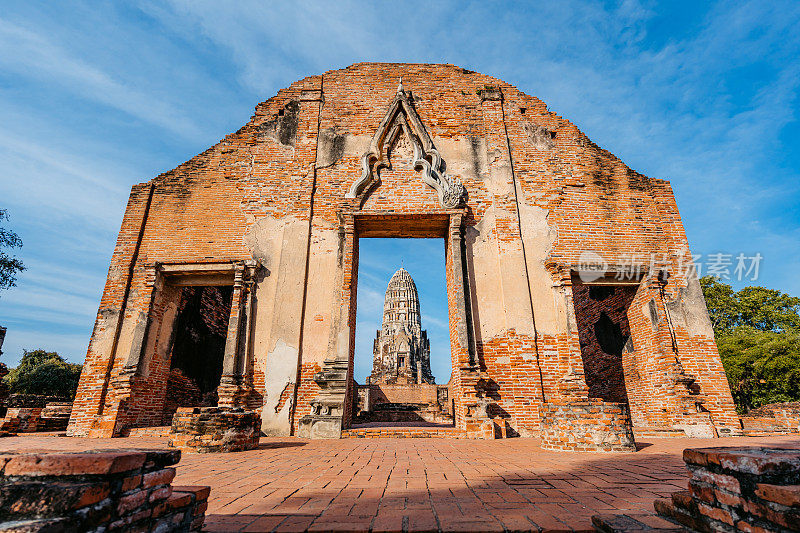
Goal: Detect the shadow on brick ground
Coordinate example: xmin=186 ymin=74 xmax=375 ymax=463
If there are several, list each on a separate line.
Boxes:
xmin=196 ymin=437 xmax=800 ymax=532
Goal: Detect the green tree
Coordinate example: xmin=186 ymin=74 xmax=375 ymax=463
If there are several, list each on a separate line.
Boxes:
xmin=3 ymin=350 xmax=83 ymax=399
xmin=700 ymin=276 xmax=800 ymax=412
xmin=717 ymin=329 xmax=800 ymax=411
xmin=0 ymin=208 xmax=25 ymax=292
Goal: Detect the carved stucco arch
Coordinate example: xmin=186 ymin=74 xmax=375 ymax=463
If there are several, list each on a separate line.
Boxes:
xmin=345 ymin=80 xmax=466 ymax=209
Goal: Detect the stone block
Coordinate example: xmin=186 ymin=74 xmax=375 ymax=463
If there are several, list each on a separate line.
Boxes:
xmin=169 ymin=408 xmax=260 ymax=452
xmin=0 ymin=449 xmax=208 ymax=532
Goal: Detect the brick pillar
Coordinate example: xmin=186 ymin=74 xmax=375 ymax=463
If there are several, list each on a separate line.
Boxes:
xmin=477 ymin=86 xmax=544 ymax=431
xmin=557 ymin=276 xmax=590 ymax=401
xmin=296 ymin=214 xmax=354 ymax=439
xmin=218 ymin=260 xmax=260 ymax=409
xmin=261 ymin=81 xmax=323 ymax=435
xmin=68 ymin=184 xmax=154 ymax=437
xmin=218 ymin=263 xmax=245 ymax=407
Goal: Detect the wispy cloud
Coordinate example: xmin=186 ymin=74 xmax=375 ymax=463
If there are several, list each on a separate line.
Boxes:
xmin=0 ymin=19 xmax=205 ymax=141
xmin=1 ymin=0 xmax=798 ymax=370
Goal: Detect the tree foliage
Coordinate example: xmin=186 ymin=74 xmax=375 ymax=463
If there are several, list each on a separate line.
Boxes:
xmin=0 ymin=208 xmax=25 ymax=292
xmin=700 ymin=276 xmax=800 ymax=412
xmin=701 ymin=276 xmax=800 ymax=336
xmin=3 ymin=350 xmax=83 ymax=399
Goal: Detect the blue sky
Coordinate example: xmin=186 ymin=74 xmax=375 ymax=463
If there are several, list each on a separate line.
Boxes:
xmin=356 ymin=239 xmax=450 ymax=384
xmin=0 ymin=1 xmax=799 ymax=368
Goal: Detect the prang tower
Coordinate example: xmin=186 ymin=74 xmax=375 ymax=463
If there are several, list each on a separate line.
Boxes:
xmin=370 ymin=268 xmax=433 ymax=385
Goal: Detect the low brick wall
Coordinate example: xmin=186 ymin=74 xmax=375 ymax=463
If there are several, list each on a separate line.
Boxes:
xmin=740 ymin=402 xmax=800 ymax=436
xmin=129 ymin=425 xmax=172 ymax=438
xmin=0 ymin=449 xmax=209 ymax=532
xmin=539 ymin=400 xmax=636 ymax=452
xmin=0 ymin=407 xmax=41 ymax=433
xmin=169 ymin=407 xmax=260 ymax=453
xmin=593 ymin=446 xmax=800 ymax=532
xmin=0 ymin=402 xmax=73 ymax=433
xmin=342 ymin=426 xmax=467 ymax=438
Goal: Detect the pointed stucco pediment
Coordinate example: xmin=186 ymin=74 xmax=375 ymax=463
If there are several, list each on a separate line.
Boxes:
xmin=345 ymin=80 xmax=466 ymax=208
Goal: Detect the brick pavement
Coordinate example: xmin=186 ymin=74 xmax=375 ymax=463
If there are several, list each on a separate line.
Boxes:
xmin=2 ymin=434 xmax=798 ymax=532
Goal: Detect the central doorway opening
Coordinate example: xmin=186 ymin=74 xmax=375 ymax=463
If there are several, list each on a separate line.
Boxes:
xmin=351 ymin=237 xmax=454 ymax=428
xmin=162 ymin=285 xmax=233 ymax=424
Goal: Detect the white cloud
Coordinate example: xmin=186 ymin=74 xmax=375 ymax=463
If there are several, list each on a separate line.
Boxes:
xmin=2 ymin=0 xmax=799 ymax=372
xmin=0 ymin=19 xmax=205 ymax=140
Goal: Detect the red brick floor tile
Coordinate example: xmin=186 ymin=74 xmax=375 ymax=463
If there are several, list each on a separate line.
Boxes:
xmin=1 ymin=434 xmax=797 ymax=532
xmin=242 ymin=515 xmax=289 ymax=533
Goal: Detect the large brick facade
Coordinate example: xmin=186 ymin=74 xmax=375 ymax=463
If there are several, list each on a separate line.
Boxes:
xmin=68 ymin=63 xmax=738 ymax=439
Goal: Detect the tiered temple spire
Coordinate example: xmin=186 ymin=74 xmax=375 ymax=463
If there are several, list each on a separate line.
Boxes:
xmin=370 ymin=268 xmax=433 ymax=385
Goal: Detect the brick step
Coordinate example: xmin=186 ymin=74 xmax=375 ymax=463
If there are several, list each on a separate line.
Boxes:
xmin=632 ymin=427 xmax=687 ymax=438
xmin=341 ymin=426 xmax=467 ymax=438
xmin=127 ymin=426 xmax=171 ymax=438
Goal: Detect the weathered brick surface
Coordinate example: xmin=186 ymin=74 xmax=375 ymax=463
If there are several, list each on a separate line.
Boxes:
xmin=168 ymin=407 xmax=260 ymax=453
xmin=539 ymin=399 xmax=637 ymax=452
xmin=595 ymin=446 xmax=800 ymax=532
xmin=0 ymin=449 xmax=207 ymax=532
xmin=66 ymin=63 xmax=739 ymax=441
xmin=740 ymin=402 xmax=800 ymax=436
xmin=2 ymin=433 xmax=799 ymax=532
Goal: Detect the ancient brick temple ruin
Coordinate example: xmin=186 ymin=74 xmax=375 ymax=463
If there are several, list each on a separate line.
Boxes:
xmin=369 ymin=268 xmax=433 ymax=386
xmin=354 ymin=268 xmax=451 ymax=427
xmin=67 ymin=63 xmax=740 ymax=444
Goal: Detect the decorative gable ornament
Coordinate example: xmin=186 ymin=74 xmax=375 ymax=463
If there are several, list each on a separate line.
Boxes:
xmin=346 ymin=79 xmax=466 ymax=208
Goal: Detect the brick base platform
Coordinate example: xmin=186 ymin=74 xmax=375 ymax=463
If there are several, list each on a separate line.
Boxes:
xmin=0 ymin=449 xmax=208 ymax=532
xmin=168 ymin=407 xmax=260 ymax=453
xmin=593 ymin=446 xmax=800 ymax=533
xmin=342 ymin=424 xmax=466 ymax=439
xmin=129 ymin=426 xmax=172 ymax=438
xmin=539 ymin=400 xmax=637 ymax=452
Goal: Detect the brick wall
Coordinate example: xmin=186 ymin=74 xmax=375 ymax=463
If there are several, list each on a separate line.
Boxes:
xmin=69 ymin=63 xmax=737 ymax=440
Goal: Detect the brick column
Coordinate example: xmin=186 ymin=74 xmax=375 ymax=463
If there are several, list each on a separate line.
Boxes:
xmin=296 ymin=213 xmax=354 ymax=439
xmin=477 ymin=86 xmax=544 ymax=432
xmin=218 ymin=263 xmax=245 ymax=407
xmin=556 ymin=275 xmax=590 ymax=401
xmin=448 ymin=213 xmax=474 ymax=368
xmin=68 ymin=183 xmax=154 ymax=437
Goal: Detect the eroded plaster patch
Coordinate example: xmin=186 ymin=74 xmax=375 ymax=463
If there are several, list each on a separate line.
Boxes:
xmin=261 ymin=339 xmax=300 ymax=435
xmin=518 ymin=202 xmax=563 ymax=335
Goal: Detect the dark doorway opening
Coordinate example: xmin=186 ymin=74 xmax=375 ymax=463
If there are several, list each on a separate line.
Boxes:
xmin=162 ymin=285 xmax=233 ymax=424
xmin=573 ymin=283 xmax=636 ymax=404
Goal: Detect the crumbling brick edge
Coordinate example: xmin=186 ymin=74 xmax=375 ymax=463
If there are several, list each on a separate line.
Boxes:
xmin=592 ymin=446 xmax=800 ymax=532
xmin=0 ymin=449 xmax=209 ymax=532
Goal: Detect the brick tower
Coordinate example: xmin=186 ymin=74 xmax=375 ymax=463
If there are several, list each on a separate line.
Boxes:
xmin=370 ymin=268 xmax=433 ymax=385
